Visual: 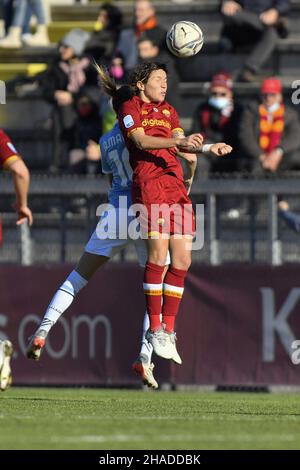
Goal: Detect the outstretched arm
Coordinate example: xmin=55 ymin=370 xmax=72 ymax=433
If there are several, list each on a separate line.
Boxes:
xmin=129 ymin=128 xmax=204 ymax=153
xmin=173 ymin=129 xmax=233 ymax=158
xmin=203 ymin=142 xmax=233 ymax=156
xmin=8 ymin=159 xmax=33 ymax=226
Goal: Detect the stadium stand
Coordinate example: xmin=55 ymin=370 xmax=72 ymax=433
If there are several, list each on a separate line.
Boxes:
xmin=1 ymin=0 xmax=300 ymax=265
xmin=1 ymin=2 xmax=300 ymax=120
xmin=1 ymin=2 xmax=300 ymax=124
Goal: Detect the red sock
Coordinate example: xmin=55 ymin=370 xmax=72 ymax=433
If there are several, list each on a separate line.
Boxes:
xmin=143 ymin=262 xmax=164 ymax=332
xmin=162 ymin=266 xmax=187 ymax=332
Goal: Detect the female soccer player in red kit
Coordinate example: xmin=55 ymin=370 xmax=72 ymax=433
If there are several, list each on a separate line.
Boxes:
xmin=0 ymin=128 xmax=33 ymax=226
xmin=99 ymin=62 xmax=232 ymax=363
xmin=0 ymin=128 xmax=32 ymax=390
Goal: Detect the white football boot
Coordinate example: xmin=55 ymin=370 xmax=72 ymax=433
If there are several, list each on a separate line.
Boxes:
xmin=146 ymin=327 xmax=182 ymax=364
xmin=132 ymin=353 xmax=159 ymax=389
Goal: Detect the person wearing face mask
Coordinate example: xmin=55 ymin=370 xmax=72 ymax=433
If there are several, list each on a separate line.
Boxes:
xmin=239 ymin=77 xmax=300 ymax=175
xmin=109 ymin=53 xmax=126 ymax=84
xmin=191 ymin=72 xmax=244 ymax=179
xmin=96 ymin=53 xmax=127 ymax=138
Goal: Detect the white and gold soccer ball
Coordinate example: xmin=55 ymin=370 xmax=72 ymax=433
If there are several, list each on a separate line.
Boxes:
xmin=166 ymin=21 xmax=204 ymax=58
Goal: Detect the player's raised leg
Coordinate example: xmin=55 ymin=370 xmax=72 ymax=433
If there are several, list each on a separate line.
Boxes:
xmin=144 ymin=236 xmax=180 ymax=361
xmin=132 ymin=310 xmax=159 ymax=389
xmin=132 ymin=239 xmax=158 ymax=388
xmin=161 ymin=235 xmax=193 ymax=364
xmin=27 ymin=252 xmax=108 ymax=360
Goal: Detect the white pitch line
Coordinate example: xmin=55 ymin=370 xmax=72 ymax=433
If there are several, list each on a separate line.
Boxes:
xmin=50 ymin=433 xmax=298 ymax=444
xmin=1 ymin=414 xmax=300 ymax=423
xmin=73 ymin=414 xmax=300 ymax=423
xmin=0 ymin=433 xmax=298 ymax=446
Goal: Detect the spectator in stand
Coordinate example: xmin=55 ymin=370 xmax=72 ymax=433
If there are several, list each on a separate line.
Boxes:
xmin=220 ymin=0 xmax=291 ymax=82
xmin=137 ymin=34 xmax=180 ymax=109
xmin=0 ymin=0 xmax=50 ymax=48
xmin=37 ymin=28 xmax=100 ymax=171
xmin=239 ymin=77 xmax=300 ymax=176
xmin=84 ymin=3 xmax=123 ymax=64
xmin=117 ymin=0 xmax=167 ymax=71
xmin=1 ymin=0 xmax=14 ymax=35
xmin=68 ymin=89 xmax=102 ymax=175
xmin=97 ymin=52 xmax=128 ymax=137
xmin=191 ymin=72 xmax=244 ymax=179
xmin=109 ymin=52 xmax=127 ymax=85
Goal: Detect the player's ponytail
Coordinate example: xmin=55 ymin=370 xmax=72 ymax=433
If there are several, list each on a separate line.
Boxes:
xmin=95 ymin=62 xmax=134 ymax=114
xmin=95 ymin=63 xmax=118 ymax=98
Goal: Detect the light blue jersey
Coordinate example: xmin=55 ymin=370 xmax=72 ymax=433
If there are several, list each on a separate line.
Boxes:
xmin=100 ymin=122 xmax=133 ymax=207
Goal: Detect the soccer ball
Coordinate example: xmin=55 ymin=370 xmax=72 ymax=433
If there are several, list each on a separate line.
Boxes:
xmin=166 ymin=21 xmax=204 ymax=58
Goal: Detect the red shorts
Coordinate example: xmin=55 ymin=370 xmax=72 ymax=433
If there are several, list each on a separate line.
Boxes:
xmin=132 ymin=173 xmax=195 ymax=236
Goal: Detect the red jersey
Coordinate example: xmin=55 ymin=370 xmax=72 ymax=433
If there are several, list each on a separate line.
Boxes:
xmin=0 ymin=130 xmax=20 ymax=169
xmin=119 ymin=96 xmax=184 ymax=184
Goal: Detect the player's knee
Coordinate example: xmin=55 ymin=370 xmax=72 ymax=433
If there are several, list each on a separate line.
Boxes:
xmin=171 ymin=254 xmax=191 ymax=271
xmin=148 ymin=251 xmax=169 ymax=266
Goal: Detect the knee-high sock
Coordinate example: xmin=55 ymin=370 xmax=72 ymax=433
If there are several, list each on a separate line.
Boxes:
xmin=162 ymin=266 xmax=187 ymax=333
xmin=140 ymin=309 xmax=164 ymax=361
xmin=143 ymin=262 xmax=164 ymax=332
xmin=37 ymin=270 xmax=87 ymax=334
xmin=140 ymin=311 xmax=153 ymax=359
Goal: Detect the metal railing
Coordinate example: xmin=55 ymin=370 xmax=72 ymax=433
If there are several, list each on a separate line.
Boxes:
xmin=1 ymin=174 xmax=300 ymax=266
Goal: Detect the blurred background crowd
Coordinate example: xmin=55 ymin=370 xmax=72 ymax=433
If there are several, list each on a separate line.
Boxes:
xmin=2 ymin=0 xmax=300 ymax=264
xmin=0 ymin=0 xmax=297 ymax=180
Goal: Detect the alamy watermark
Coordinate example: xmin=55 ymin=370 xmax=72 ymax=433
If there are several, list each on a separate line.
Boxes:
xmin=94 ymin=196 xmax=205 ymax=251
xmin=0 ymin=81 xmax=6 ymax=104
xmin=291 ymin=81 xmax=300 ymax=105
xmin=291 ymin=340 xmax=300 ymax=365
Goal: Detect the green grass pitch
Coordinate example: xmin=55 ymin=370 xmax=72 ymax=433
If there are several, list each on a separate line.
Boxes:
xmin=1 ymin=388 xmax=300 ymax=450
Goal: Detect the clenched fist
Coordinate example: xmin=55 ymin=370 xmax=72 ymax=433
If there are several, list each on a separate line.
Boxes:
xmin=209 ymin=143 xmax=233 ymax=156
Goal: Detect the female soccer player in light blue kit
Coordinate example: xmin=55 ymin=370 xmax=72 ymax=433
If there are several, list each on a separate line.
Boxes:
xmin=27 ymin=86 xmax=165 ymax=389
